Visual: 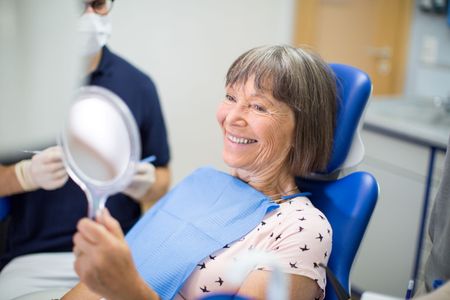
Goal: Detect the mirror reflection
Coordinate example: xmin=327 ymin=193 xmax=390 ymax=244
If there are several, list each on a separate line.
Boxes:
xmin=67 ymin=96 xmax=130 ymax=182
xmin=60 ymin=86 xmax=141 ymax=217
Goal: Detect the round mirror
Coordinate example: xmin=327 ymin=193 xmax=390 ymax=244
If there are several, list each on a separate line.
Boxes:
xmin=59 ymin=86 xmax=141 ymax=218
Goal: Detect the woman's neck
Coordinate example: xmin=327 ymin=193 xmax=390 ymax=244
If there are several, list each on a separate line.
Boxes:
xmin=232 ymin=165 xmax=298 ymax=200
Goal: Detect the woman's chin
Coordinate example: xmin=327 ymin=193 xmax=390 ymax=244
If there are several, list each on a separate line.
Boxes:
xmin=223 ymin=155 xmax=242 ymax=169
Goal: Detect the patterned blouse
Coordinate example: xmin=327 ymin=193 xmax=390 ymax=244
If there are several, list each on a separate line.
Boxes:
xmin=175 ymin=196 xmax=332 ymax=300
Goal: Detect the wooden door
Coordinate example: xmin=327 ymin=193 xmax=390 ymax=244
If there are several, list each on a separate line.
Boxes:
xmin=293 ymin=0 xmax=413 ymax=96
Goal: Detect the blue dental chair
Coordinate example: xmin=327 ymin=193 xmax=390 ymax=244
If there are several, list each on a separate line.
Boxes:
xmin=295 ymin=63 xmax=378 ymax=300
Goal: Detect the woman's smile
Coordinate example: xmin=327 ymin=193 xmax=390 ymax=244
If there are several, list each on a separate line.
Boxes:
xmin=226 ymin=133 xmax=257 ymax=145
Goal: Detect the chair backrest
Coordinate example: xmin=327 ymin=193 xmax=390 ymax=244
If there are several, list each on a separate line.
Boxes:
xmin=326 ymin=63 xmax=372 ymax=174
xmin=296 ymin=64 xmax=378 ymax=300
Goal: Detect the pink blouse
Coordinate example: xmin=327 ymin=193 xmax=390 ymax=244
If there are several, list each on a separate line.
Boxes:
xmin=175 ymin=196 xmax=332 ymax=300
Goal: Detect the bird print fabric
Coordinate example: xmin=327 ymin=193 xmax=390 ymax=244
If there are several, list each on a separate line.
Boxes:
xmin=175 ymin=196 xmax=332 ymax=300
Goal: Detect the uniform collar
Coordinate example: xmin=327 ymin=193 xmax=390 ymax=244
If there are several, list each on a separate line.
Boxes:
xmin=90 ymin=46 xmax=113 ymax=78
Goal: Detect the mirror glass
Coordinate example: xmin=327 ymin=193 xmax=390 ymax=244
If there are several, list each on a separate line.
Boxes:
xmin=60 ymin=86 xmax=141 ymax=218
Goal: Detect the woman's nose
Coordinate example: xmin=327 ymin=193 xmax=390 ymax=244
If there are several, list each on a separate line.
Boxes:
xmin=226 ymin=104 xmax=248 ymax=126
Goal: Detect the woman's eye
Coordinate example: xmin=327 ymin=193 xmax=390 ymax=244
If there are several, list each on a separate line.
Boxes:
xmin=252 ymin=104 xmax=267 ymax=113
xmin=225 ymin=94 xmax=236 ymax=102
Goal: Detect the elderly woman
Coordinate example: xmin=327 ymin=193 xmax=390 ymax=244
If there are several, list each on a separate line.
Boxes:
xmin=63 ymin=45 xmax=337 ymax=300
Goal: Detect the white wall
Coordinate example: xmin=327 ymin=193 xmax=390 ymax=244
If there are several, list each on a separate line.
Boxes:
xmin=109 ymin=0 xmax=295 ymax=184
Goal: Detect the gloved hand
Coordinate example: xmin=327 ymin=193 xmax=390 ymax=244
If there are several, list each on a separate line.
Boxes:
xmin=122 ymin=162 xmax=155 ymax=201
xmin=15 ymin=146 xmax=69 ymax=191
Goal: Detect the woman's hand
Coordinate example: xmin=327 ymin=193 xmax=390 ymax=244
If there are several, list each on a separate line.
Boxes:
xmin=73 ymin=208 xmax=156 ymax=300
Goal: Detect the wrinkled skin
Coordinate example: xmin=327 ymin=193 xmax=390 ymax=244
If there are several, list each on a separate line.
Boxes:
xmin=216 ymin=77 xmax=296 ymax=196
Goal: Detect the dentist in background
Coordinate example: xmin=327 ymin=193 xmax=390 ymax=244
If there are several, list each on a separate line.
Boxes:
xmin=0 ymin=0 xmax=171 ymax=298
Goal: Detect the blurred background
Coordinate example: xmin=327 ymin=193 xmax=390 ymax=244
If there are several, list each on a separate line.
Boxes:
xmin=107 ymin=0 xmax=450 ymax=183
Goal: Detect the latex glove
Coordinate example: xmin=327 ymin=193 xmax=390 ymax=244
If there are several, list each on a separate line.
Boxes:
xmin=15 ymin=146 xmax=68 ymax=191
xmin=122 ymin=162 xmax=155 ymax=201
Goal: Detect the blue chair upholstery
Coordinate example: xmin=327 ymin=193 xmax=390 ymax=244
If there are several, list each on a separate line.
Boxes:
xmin=0 ymin=197 xmax=9 ymax=221
xmin=296 ymin=64 xmax=378 ymax=300
xmin=326 ymin=64 xmax=373 ymax=173
xmin=296 ymin=173 xmax=378 ymax=300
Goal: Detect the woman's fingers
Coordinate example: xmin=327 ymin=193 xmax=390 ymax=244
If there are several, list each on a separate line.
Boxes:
xmin=97 ymin=208 xmax=125 ymax=239
xmin=76 ymin=217 xmax=110 ymax=244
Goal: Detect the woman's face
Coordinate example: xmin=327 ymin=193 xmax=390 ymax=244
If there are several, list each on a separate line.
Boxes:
xmin=216 ymin=78 xmax=295 ymax=176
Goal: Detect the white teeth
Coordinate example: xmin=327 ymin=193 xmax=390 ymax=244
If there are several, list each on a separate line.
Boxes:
xmin=227 ymin=134 xmax=257 ymax=144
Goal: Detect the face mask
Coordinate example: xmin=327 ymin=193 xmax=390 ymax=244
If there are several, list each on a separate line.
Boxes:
xmin=78 ymin=13 xmax=112 ymax=57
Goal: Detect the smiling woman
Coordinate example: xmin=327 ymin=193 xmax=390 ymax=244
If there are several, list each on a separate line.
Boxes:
xmin=62 ymin=45 xmax=338 ymax=300
xmin=220 ymin=46 xmax=337 ymax=182
xmin=217 ymin=78 xmax=296 ymax=195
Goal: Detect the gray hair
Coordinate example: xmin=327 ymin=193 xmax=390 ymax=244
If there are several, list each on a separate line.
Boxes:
xmin=226 ymin=45 xmax=338 ymax=176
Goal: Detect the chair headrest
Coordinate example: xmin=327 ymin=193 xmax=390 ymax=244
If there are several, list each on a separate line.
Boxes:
xmin=325 ymin=64 xmax=372 ymax=174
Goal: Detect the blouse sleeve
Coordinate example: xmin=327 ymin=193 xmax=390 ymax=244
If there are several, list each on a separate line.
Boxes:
xmin=255 ymin=203 xmax=333 ymax=294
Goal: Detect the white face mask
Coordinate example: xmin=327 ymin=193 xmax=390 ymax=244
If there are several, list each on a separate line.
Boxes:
xmin=78 ymin=13 xmax=112 ymax=57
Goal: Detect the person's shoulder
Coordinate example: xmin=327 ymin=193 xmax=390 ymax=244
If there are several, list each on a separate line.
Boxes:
xmin=105 ymin=47 xmax=154 ymax=84
xmin=278 ymin=197 xmax=325 ymax=215
xmin=276 ymin=197 xmax=332 ymax=230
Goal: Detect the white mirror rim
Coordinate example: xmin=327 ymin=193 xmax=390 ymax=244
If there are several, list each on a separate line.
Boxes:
xmin=60 ymin=85 xmax=141 ymax=194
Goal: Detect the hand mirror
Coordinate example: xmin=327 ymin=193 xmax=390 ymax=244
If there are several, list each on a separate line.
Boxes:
xmin=59 ymin=86 xmax=141 ymax=218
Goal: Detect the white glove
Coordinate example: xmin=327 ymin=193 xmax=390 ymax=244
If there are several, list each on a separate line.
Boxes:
xmin=15 ymin=146 xmax=69 ymax=191
xmin=123 ymin=162 xmax=156 ymax=201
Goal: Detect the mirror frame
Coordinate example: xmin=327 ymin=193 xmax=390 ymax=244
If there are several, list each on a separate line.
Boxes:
xmin=59 ymin=85 xmax=141 ymax=216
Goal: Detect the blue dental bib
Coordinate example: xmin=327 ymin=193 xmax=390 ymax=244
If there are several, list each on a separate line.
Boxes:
xmin=125 ymin=167 xmax=278 ymax=300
